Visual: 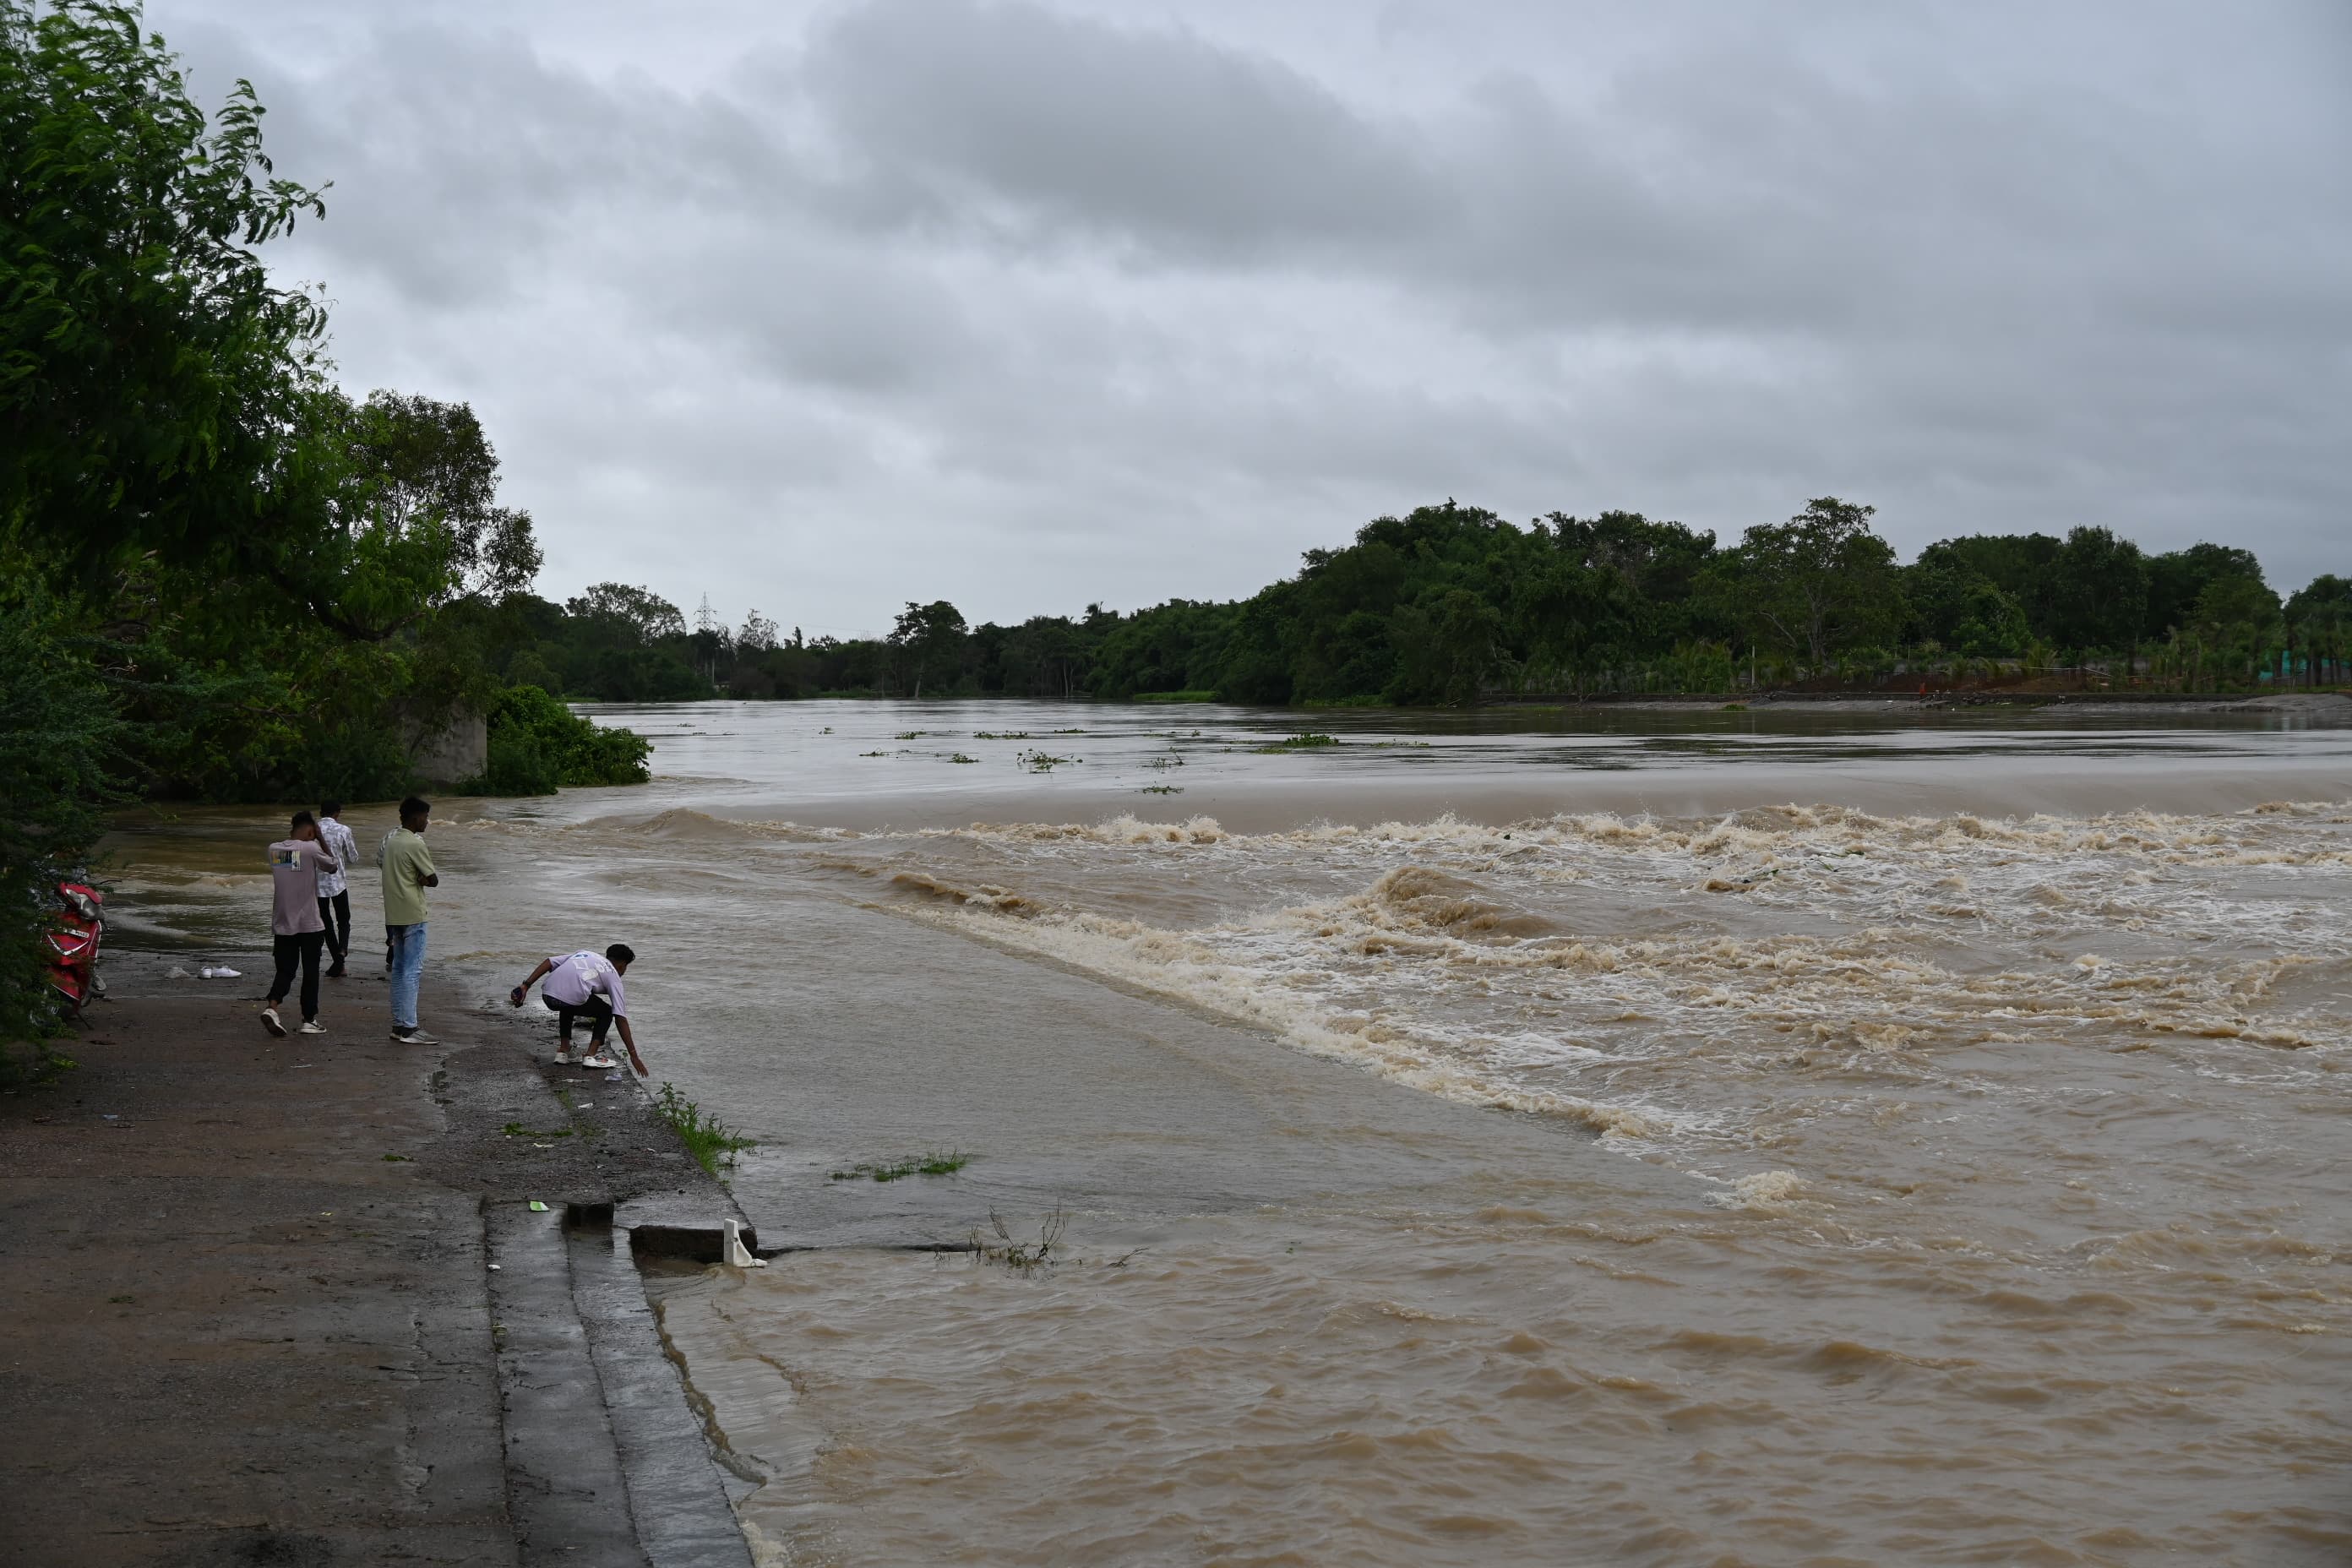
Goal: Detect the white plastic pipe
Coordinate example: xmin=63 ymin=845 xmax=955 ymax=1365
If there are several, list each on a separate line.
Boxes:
xmin=721 ymin=1217 xmax=765 ymax=1268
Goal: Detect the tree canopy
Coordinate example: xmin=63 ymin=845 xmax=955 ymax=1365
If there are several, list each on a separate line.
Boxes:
xmin=0 ymin=2 xmax=640 ymax=1059
xmin=509 ymin=497 xmax=2335 ymax=708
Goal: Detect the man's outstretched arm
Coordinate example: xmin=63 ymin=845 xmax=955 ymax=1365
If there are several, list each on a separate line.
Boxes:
xmin=614 ymin=1015 xmax=649 ymax=1078
xmin=509 ymin=958 xmax=555 ymax=1006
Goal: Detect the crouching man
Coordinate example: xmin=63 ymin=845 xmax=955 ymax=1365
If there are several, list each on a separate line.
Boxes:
xmin=509 ymin=944 xmax=647 ymax=1075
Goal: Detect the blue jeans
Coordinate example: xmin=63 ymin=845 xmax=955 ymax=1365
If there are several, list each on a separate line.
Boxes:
xmin=388 ymin=922 xmax=427 ymax=1032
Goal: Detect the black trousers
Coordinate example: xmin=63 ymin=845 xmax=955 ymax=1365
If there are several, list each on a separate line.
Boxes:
xmin=270 ymin=930 xmax=326 ymax=1021
xmin=315 ymin=890 xmax=351 ymax=965
xmin=544 ymin=992 xmax=613 ymax=1045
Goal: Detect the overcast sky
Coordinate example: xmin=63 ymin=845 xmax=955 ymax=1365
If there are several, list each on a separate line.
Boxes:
xmin=156 ymin=0 xmax=2349 ymax=638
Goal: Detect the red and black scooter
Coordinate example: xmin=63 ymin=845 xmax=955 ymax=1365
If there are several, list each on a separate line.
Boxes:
xmin=46 ymin=882 xmax=105 ymax=1017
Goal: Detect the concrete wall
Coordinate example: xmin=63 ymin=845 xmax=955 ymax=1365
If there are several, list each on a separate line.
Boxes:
xmin=408 ymin=711 xmax=487 ymax=786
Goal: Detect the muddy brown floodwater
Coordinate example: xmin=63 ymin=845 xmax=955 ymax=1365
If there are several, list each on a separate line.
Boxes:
xmin=105 ymin=700 xmax=2352 ymax=1566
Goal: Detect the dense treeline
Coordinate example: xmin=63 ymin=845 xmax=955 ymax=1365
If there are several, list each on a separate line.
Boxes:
xmin=510 ymin=498 xmax=2350 ymax=707
xmin=1 ymin=3 xmax=640 ymax=1062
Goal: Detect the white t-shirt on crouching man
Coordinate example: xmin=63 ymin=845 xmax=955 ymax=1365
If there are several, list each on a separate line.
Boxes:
xmin=544 ymin=950 xmax=628 ymax=1020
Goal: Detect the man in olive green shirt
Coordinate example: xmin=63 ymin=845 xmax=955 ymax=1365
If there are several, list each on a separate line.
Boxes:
xmin=378 ymin=795 xmax=440 ymax=1043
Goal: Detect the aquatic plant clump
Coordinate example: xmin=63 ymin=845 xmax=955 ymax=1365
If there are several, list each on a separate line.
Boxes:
xmin=654 ymin=1082 xmax=756 ymax=1175
xmin=830 ymin=1149 xmax=972 ymax=1182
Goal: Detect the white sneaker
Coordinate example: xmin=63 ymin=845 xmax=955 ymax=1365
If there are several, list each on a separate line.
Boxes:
xmin=554 ymin=1039 xmax=575 ymax=1065
xmin=403 ymin=1028 xmax=441 ymax=1046
xmin=297 ymin=1021 xmax=327 ymax=1036
xmin=261 ymin=1006 xmax=286 ymax=1038
xmin=580 ymin=1053 xmax=618 ymax=1070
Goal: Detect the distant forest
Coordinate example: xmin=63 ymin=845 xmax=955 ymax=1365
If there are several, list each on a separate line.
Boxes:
xmin=487 ymin=499 xmax=2351 ymax=705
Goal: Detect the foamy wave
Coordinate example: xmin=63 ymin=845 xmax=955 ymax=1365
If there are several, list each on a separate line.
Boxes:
xmin=885 ymin=898 xmax=1669 ymax=1139
xmin=1707 ymin=1171 xmax=1809 ymax=1212
xmin=929 ymin=799 xmax=2352 ymax=872
xmin=845 ymin=794 xmax=2349 ymax=1200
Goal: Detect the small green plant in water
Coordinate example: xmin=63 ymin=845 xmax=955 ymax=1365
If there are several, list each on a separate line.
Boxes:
xmin=947 ymin=752 xmax=978 ymax=764
xmin=1140 ymin=784 xmax=1183 ymax=795
xmin=500 ymin=1122 xmax=574 ymax=1140
xmin=895 ymin=731 xmax=927 ymax=739
xmin=654 ymin=1082 xmax=757 ymax=1175
xmin=1018 ymin=749 xmax=1077 ymax=772
xmin=831 ymin=1149 xmax=971 ymax=1182
xmin=1251 ymin=732 xmax=1340 ymax=754
xmin=972 ymin=730 xmax=1031 ymax=739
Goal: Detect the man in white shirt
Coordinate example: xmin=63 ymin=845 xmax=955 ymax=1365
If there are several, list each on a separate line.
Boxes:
xmin=313 ymin=798 xmax=362 ymax=978
xmin=508 ymin=944 xmax=647 ymax=1075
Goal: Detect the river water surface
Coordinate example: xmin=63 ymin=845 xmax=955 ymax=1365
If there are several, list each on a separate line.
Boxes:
xmin=104 ymin=701 xmax=2352 ymax=1565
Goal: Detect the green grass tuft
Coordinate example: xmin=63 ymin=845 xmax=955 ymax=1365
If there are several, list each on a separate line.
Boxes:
xmin=654 ymin=1082 xmax=757 ymax=1176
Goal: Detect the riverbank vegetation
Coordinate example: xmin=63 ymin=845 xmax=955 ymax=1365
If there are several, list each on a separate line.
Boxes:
xmin=501 ymin=498 xmax=2348 ymax=707
xmin=652 ymin=1082 xmax=757 ymax=1177
xmin=1 ymin=2 xmax=645 ymax=1052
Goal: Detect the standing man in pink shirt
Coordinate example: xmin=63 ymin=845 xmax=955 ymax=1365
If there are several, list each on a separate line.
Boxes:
xmin=262 ymin=811 xmax=340 ymax=1037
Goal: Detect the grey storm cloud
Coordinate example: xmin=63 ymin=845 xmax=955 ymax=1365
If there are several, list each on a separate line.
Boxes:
xmin=155 ymin=0 xmax=2351 ymax=634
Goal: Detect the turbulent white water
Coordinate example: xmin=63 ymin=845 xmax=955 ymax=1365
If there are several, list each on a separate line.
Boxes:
xmin=103 ymin=700 xmax=2352 ymax=1565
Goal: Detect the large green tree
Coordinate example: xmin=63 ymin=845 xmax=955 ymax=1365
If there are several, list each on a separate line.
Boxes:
xmin=2 ymin=0 xmax=329 ymax=582
xmin=889 ymin=600 xmax=970 ymax=698
xmin=1730 ymin=498 xmax=1903 ymax=669
xmin=2286 ymin=575 xmax=2352 ymax=687
xmin=2044 ymin=525 xmax=2149 ymax=661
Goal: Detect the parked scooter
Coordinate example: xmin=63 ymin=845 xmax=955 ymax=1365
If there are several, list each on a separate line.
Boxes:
xmin=46 ymin=881 xmax=105 ymax=1016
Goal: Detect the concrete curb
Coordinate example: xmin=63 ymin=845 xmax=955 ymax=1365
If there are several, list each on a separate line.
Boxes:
xmin=487 ymin=1203 xmax=759 ymax=1568
xmin=487 ymin=1201 xmax=646 ymax=1565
